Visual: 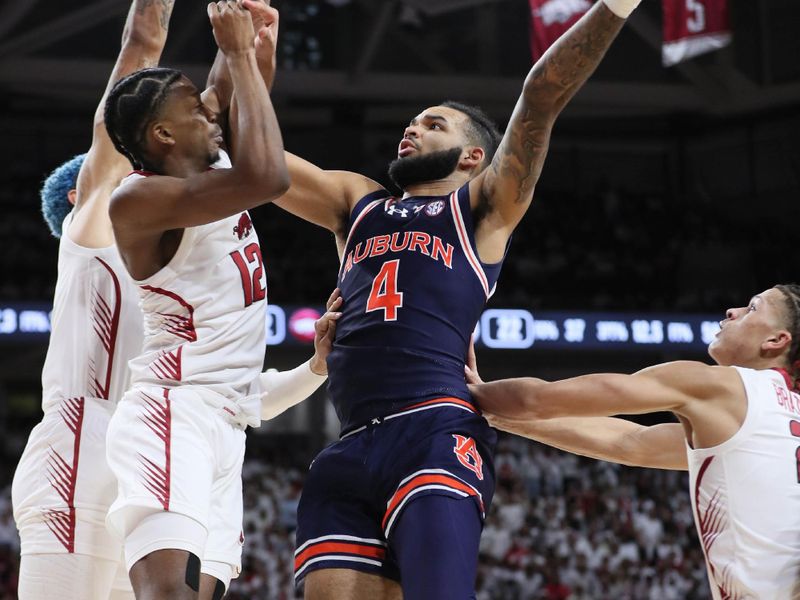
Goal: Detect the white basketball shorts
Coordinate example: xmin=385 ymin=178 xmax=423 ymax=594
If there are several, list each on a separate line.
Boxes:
xmin=105 ymin=386 xmax=246 ymax=585
xmin=12 ymin=397 xmax=121 ymax=558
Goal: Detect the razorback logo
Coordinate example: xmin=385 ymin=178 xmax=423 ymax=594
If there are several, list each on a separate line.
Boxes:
xmin=233 ymin=212 xmax=253 ymax=240
xmin=452 ymin=434 xmax=484 ymax=480
xmin=533 ymin=0 xmax=591 ymax=27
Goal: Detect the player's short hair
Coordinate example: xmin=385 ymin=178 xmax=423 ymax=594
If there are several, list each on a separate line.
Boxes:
xmin=40 ymin=153 xmax=86 ymax=238
xmin=776 ymin=283 xmax=800 ymax=390
xmin=441 ymin=101 xmax=502 ymax=166
xmin=104 ymin=67 xmax=183 ymax=170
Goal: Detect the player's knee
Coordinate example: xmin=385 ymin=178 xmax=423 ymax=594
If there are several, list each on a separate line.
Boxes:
xmin=129 ymin=551 xmax=202 ymax=600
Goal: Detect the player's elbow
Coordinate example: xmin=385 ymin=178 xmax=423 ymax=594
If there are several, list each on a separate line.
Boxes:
xmin=264 ymin=168 xmax=291 ymax=200
xmin=122 ymin=29 xmax=165 ymax=58
xmin=522 ymin=73 xmax=568 ymax=112
xmin=236 ymin=164 xmax=290 ymax=203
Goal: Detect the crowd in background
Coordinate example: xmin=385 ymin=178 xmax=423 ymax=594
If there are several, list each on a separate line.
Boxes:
xmin=0 ymin=433 xmax=711 ymax=599
xmin=3 ymin=169 xmax=793 ymax=315
xmin=223 ymin=435 xmax=714 ymax=599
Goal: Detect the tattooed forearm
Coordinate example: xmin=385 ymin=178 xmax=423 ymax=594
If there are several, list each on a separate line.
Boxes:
xmin=134 ymin=0 xmax=175 ymax=32
xmin=531 ymin=2 xmax=624 ymax=102
xmin=483 ymin=2 xmax=625 ymax=207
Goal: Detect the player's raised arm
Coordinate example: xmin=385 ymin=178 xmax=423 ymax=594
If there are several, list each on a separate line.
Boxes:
xmin=471 ymin=361 xmax=737 ymax=421
xmin=70 ymin=0 xmax=176 ymax=247
xmin=206 ymin=0 xmax=278 ymax=108
xmin=489 ymin=416 xmax=688 ymax=470
xmin=471 ymin=0 xmax=637 ymax=262
xmin=108 ymin=1 xmax=289 ymax=237
xmin=202 ymin=0 xmax=379 ymax=236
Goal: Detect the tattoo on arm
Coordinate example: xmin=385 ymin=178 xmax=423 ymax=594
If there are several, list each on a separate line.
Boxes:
xmin=485 ymin=3 xmax=624 ymax=206
xmin=135 ymin=0 xmax=175 ymax=31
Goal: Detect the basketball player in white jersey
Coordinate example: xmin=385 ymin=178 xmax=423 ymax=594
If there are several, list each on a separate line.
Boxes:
xmin=11 ymin=1 xmax=176 ymax=598
xmin=471 ymin=284 xmax=800 ymax=599
xmin=102 ymin=2 xmax=290 ymax=599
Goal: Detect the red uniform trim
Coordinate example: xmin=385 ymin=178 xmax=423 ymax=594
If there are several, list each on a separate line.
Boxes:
xmin=449 ymin=192 xmax=490 ymax=297
xmin=402 ymin=397 xmax=478 ymax=415
xmin=43 ymin=396 xmax=85 ymax=553
xmin=91 ymin=258 xmax=122 ymax=400
xmin=382 ymin=472 xmax=483 ymax=531
xmin=294 ymin=541 xmax=386 ymax=572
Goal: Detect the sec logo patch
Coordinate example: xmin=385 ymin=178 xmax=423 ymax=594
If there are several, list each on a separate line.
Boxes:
xmin=425 ymin=200 xmax=445 ymax=217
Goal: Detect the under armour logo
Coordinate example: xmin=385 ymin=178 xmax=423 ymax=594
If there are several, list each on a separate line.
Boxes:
xmin=452 ymin=434 xmax=484 ymax=480
xmin=371 ymin=417 xmax=383 ymax=425
xmin=384 ymin=200 xmax=409 ymax=218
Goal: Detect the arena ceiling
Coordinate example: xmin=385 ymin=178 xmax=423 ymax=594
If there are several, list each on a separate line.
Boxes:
xmin=1 ymin=0 xmax=799 ymax=127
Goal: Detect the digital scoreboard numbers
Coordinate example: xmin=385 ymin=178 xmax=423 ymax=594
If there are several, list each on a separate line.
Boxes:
xmin=0 ymin=303 xmax=720 ymax=352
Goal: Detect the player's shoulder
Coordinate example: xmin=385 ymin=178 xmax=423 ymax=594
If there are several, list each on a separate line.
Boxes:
xmin=108 ymin=170 xmax=170 ymax=225
xmin=329 ymin=170 xmax=386 ymax=210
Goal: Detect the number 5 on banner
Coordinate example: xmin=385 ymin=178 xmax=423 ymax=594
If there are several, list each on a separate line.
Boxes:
xmin=367 ymin=259 xmax=403 ymax=321
xmin=686 ymin=0 xmax=706 ymax=33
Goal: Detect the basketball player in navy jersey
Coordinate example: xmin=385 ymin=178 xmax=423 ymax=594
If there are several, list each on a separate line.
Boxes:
xmin=268 ymin=0 xmax=646 ymax=597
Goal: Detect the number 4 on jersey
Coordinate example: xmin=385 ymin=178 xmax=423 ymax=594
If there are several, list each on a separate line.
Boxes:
xmin=367 ymin=259 xmax=403 ymax=321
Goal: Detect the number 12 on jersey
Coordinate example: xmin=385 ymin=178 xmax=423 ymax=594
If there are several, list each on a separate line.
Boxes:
xmin=231 ymin=242 xmax=266 ymax=307
xmin=367 ymin=259 xmax=404 ymax=321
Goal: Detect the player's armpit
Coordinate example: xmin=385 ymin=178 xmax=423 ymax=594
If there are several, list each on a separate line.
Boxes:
xmin=273 ymin=152 xmax=384 ymax=234
xmin=489 ymin=416 xmax=688 ymax=471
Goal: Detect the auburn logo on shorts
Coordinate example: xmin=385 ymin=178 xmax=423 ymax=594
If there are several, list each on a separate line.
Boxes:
xmin=452 ymin=434 xmax=484 ymax=480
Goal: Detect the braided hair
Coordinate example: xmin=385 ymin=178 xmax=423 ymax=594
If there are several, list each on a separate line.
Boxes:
xmin=104 ymin=67 xmax=183 ymax=171
xmin=441 ymin=101 xmax=502 ymax=167
xmin=775 ymin=283 xmax=800 ymax=391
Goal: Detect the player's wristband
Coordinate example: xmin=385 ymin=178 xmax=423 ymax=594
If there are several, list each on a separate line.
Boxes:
xmin=602 ymin=0 xmax=640 ymax=19
xmin=258 ymin=360 xmax=327 ymax=421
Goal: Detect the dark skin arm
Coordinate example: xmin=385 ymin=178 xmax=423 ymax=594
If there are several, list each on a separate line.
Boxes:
xmin=110 ymin=1 xmax=289 ymax=280
xmin=204 ymin=1 xmax=380 ymax=247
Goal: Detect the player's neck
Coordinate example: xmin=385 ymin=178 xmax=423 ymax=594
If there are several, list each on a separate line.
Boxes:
xmin=160 ymin=154 xmax=209 ymax=179
xmin=401 ymin=175 xmax=464 ymax=199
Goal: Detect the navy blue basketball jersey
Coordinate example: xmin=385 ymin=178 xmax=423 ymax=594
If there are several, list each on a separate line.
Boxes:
xmin=326 ymin=183 xmax=504 ymax=433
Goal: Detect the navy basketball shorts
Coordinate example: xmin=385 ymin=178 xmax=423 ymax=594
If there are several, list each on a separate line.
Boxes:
xmin=294 ymin=398 xmax=497 ymax=591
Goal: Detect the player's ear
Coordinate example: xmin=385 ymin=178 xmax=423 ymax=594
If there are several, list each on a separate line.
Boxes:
xmin=152 ymin=121 xmax=176 ymax=147
xmin=67 ymin=189 xmax=77 ymax=206
xmin=460 ymin=146 xmax=484 ymax=171
xmin=763 ymin=329 xmax=792 ymax=355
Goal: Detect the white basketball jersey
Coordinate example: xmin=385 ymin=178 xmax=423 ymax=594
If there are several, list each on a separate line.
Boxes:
xmin=687 ymin=367 xmax=800 ymax=599
xmin=121 ymin=152 xmax=267 ymax=426
xmin=40 ymin=214 xmax=144 ymax=413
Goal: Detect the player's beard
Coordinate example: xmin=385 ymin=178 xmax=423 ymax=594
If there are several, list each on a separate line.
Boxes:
xmin=388 ymin=147 xmax=462 ymax=191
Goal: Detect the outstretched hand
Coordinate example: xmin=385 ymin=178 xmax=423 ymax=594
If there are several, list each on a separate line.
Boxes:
xmin=309 ymin=288 xmax=343 ymax=376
